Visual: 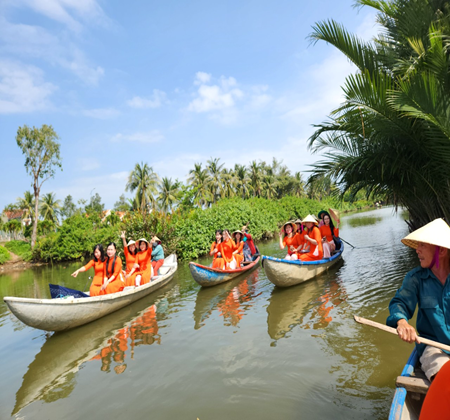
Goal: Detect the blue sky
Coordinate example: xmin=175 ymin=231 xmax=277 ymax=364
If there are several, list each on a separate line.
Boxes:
xmin=0 ymin=0 xmax=378 ymax=210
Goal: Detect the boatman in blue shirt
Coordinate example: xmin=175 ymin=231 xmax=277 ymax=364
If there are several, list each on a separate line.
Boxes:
xmin=387 ymin=218 xmax=450 ymax=381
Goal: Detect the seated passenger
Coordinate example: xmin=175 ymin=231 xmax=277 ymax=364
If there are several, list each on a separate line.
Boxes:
xmin=126 ymin=238 xmax=153 ymax=287
xmin=279 ymin=221 xmax=299 ymax=260
xmin=232 ymin=230 xmax=245 ymax=267
xmin=100 ymin=242 xmax=124 ymax=295
xmin=241 ymin=225 xmax=258 ymax=262
xmin=218 ymin=229 xmax=237 ymax=270
xmin=299 ymin=215 xmax=324 ymax=261
xmin=294 ymin=219 xmax=308 ymax=255
xmin=319 ymin=213 xmax=340 ymax=258
xmin=151 ymin=236 xmax=165 ymax=275
xmin=318 ymin=210 xmax=327 ymax=228
xmin=210 ymin=230 xmax=225 ymax=269
xmin=121 ymin=231 xmax=138 ymax=281
xmin=71 ymin=244 xmax=105 ymax=296
xmin=386 ymin=218 xmax=450 ymax=382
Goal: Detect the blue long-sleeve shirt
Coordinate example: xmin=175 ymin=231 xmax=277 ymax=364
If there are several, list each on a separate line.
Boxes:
xmin=386 ymin=266 xmax=450 ymax=356
xmin=151 ymin=244 xmax=164 ymax=261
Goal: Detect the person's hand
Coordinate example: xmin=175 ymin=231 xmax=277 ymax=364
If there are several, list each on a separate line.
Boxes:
xmin=397 ymin=319 xmax=420 ymax=344
xmin=289 ymin=245 xmax=296 ymax=252
xmin=71 ymin=270 xmax=79 ymax=278
xmin=304 ymin=234 xmax=310 ymax=241
xmin=322 ymin=237 xmax=326 ymax=243
xmin=217 ymin=252 xmax=222 ymax=258
xmin=121 ymin=231 xmax=126 ymax=239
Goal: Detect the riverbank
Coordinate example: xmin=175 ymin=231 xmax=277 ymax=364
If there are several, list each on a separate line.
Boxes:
xmin=19 ymin=196 xmax=376 ymax=264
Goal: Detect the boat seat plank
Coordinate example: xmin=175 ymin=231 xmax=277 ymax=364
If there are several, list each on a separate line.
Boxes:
xmin=396 ymin=376 xmax=430 ymax=394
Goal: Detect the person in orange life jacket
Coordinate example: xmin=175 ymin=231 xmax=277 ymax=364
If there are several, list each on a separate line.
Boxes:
xmin=279 ymin=221 xmax=299 ymax=260
xmin=71 ymin=244 xmax=106 ymax=296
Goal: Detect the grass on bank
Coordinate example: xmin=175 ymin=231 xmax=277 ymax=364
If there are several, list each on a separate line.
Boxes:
xmin=4 ymin=240 xmax=32 ymax=262
xmin=0 ymin=245 xmax=11 ymax=264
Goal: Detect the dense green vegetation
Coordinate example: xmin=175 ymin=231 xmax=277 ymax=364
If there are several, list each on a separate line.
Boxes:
xmin=4 ymin=241 xmax=32 ymax=262
xmin=308 ymin=0 xmax=450 ymax=229
xmin=31 ymin=196 xmax=370 ymax=263
xmin=0 ymin=246 xmax=11 ymax=265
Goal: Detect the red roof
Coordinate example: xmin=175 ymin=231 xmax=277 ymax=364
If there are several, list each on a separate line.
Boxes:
xmin=3 ymin=210 xmax=26 ymax=220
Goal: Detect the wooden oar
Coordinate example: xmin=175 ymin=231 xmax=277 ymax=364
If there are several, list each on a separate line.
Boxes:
xmin=354 ymin=315 xmax=450 ymax=352
xmin=340 ymin=237 xmax=356 ymax=249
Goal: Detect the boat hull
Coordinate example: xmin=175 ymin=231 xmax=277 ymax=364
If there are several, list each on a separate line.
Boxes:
xmin=389 ymin=349 xmax=427 ymax=420
xmin=262 ymin=245 xmax=343 ymax=287
xmin=189 ymin=257 xmax=260 ymax=287
xmin=3 ymin=255 xmax=177 ymax=332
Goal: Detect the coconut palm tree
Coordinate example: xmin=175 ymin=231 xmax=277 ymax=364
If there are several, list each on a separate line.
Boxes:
xmin=16 ymin=191 xmax=35 ymax=224
xmin=39 ymin=192 xmax=61 ymax=224
xmin=157 ymin=177 xmax=180 ymax=213
xmin=308 ymin=0 xmax=450 ymax=228
xmin=248 ymin=161 xmax=263 ymax=197
xmin=126 ymin=162 xmax=160 ymax=213
xmin=221 ymin=168 xmax=237 ymax=199
xmin=234 ymin=164 xmax=252 ymax=199
xmin=207 ymin=157 xmax=224 ymax=204
xmin=188 ymin=163 xmax=212 ymax=207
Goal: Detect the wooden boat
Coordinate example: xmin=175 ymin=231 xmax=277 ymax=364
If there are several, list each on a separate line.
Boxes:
xmin=3 ymin=254 xmax=177 ymax=332
xmin=389 ymin=348 xmax=430 ymax=420
xmin=262 ymin=244 xmax=344 ymax=287
xmin=189 ymin=256 xmax=261 ymax=287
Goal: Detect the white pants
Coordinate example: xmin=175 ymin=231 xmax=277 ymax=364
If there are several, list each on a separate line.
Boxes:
xmin=420 ymin=345 xmax=450 ymax=380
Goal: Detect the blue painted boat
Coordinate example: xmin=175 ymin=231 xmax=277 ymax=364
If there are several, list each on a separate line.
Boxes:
xmin=389 ymin=348 xmax=429 ymax=420
xmin=189 ymin=256 xmax=260 ymax=287
xmin=262 ymin=244 xmax=344 ymax=287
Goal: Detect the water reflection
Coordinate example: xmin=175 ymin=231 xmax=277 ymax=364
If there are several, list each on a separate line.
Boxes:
xmin=267 ymin=264 xmax=347 ymax=342
xmin=12 ymin=287 xmax=173 ymax=416
xmin=193 ymin=271 xmax=260 ymax=329
xmin=347 ymin=216 xmax=383 ymax=228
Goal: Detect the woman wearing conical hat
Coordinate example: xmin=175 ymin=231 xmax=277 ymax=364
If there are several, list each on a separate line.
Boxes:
xmin=298 ymin=215 xmax=324 ymax=262
xmin=121 ymin=231 xmax=138 ymax=280
xmin=386 ymin=218 xmax=450 ymax=382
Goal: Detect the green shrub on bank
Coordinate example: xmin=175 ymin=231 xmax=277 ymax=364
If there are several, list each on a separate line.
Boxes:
xmin=0 ymin=246 xmax=11 ymax=264
xmin=33 ymin=213 xmax=120 ymax=262
xmin=4 ymin=240 xmax=32 ymax=261
xmin=32 ymin=197 xmax=372 ymax=262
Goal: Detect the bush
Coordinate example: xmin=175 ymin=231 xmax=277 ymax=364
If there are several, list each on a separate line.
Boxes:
xmin=0 ymin=246 xmax=11 ymax=264
xmin=4 ymin=240 xmax=32 ymax=261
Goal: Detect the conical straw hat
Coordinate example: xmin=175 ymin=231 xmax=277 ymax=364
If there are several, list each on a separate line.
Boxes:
xmin=283 ymin=221 xmax=297 ymax=232
xmin=127 ymin=240 xmax=136 ymax=247
xmin=302 ymin=214 xmax=318 ymax=225
xmin=401 ymin=219 xmax=450 ymax=250
xmin=137 ymin=237 xmax=149 ymax=244
xmin=328 ymin=208 xmax=340 ymax=224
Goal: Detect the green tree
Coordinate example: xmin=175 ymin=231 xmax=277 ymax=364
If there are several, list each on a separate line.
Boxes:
xmin=114 ymin=194 xmax=131 ymax=212
xmin=5 ymin=219 xmax=21 ymax=240
xmin=85 ymin=193 xmax=105 ymax=214
xmin=61 ymin=195 xmax=77 ymax=219
xmin=248 ymin=161 xmax=263 ymax=197
xmin=16 ymin=191 xmax=35 ymax=224
xmin=308 ymin=0 xmax=450 ymax=228
xmin=234 ymin=164 xmax=252 ymax=199
xmin=157 ymin=177 xmax=180 ymax=213
xmin=188 ymin=163 xmax=211 ymax=207
xmin=40 ymin=192 xmax=61 ymax=223
xmin=16 ymin=125 xmax=62 ymax=248
xmin=126 ymin=162 xmax=159 ymax=213
xmin=206 ymin=157 xmax=224 ymax=204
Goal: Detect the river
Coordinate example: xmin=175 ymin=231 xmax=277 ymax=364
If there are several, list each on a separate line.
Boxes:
xmin=0 ymin=207 xmax=419 ymax=419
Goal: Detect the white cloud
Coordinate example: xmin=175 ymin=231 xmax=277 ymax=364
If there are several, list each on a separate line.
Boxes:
xmin=78 ymin=157 xmax=100 ymax=171
xmin=8 ymin=0 xmax=110 ymax=32
xmin=126 ymin=90 xmax=167 ymax=109
xmin=0 ymin=18 xmax=105 ymax=86
xmin=0 ymin=59 xmax=56 ymax=113
xmin=194 ymin=72 xmax=211 ymax=85
xmin=356 ymin=12 xmax=380 ymax=41
xmin=82 ymin=108 xmax=120 ymax=119
xmin=111 ymin=130 xmax=164 ymax=144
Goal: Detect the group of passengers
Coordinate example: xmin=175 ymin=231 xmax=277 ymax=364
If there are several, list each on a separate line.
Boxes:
xmin=279 ymin=211 xmax=340 ymax=261
xmin=71 ymin=232 xmax=165 ymax=297
xmin=210 ymin=225 xmax=259 ymax=270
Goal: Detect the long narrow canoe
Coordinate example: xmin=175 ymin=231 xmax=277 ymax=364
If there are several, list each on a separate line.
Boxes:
xmin=262 ymin=244 xmax=344 ymax=287
xmin=3 ymin=254 xmax=177 ymax=332
xmin=389 ymin=348 xmax=429 ymax=420
xmin=189 ymin=256 xmax=260 ymax=287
